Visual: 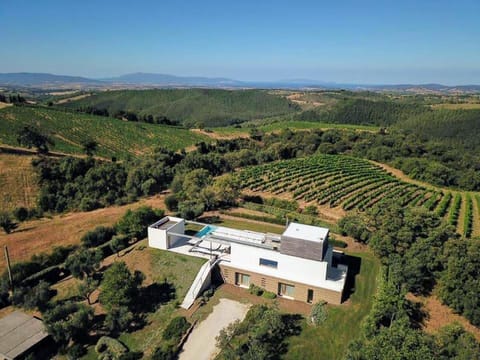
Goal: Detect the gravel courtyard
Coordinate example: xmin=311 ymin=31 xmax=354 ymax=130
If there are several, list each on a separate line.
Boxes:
xmin=179 ymin=298 xmax=250 ymax=360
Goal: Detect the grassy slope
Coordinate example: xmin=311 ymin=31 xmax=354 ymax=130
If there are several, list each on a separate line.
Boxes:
xmin=61 ymin=89 xmax=299 ymax=127
xmin=0 ymin=106 xmax=207 ymax=158
xmin=211 ymin=121 xmax=379 ymax=137
xmin=0 ymin=153 xmax=38 ymax=211
xmin=118 ymin=248 xmax=206 ymax=354
xmin=285 ymin=251 xmax=380 ymax=360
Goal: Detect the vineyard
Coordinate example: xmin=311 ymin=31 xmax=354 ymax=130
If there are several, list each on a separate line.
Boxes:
xmin=0 ymin=106 xmax=208 ymax=159
xmin=237 ymin=154 xmax=480 ymax=237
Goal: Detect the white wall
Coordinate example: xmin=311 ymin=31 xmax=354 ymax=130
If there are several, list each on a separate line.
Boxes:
xmin=229 ymin=243 xmax=337 ymax=290
xmin=168 ymin=220 xmax=185 ymax=247
xmin=148 ymin=227 xmax=168 ymax=249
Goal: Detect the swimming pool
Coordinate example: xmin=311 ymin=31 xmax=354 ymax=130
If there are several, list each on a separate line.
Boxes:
xmin=196 ymin=225 xmax=217 ymax=238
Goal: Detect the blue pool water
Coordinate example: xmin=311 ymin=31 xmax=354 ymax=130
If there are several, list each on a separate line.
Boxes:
xmin=196 ymin=225 xmax=217 ymax=238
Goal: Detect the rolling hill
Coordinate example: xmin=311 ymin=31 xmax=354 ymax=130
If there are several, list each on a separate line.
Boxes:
xmin=0 ymin=106 xmax=207 ymax=158
xmin=60 ymin=88 xmax=300 ymax=127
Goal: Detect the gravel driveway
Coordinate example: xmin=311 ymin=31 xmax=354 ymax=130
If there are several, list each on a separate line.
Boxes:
xmin=179 ymin=298 xmax=250 ymax=360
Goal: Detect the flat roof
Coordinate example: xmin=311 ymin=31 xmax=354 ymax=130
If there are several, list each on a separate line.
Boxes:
xmin=0 ymin=311 xmax=49 ymax=360
xmin=282 ymin=222 xmax=329 ymax=243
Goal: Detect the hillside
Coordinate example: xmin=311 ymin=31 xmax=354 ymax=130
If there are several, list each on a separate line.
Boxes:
xmin=0 ymin=106 xmax=207 ymax=158
xmin=60 ymin=88 xmax=300 ymax=127
xmin=237 ymin=154 xmax=480 ymax=238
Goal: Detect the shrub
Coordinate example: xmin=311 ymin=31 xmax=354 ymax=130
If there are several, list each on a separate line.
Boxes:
xmin=310 ymin=301 xmax=328 ymax=325
xmin=162 ymin=316 xmax=190 ymax=341
xmin=262 ymin=291 xmax=277 ymax=299
xmin=165 ymin=194 xmax=179 ymax=211
xmin=249 ymin=284 xmax=264 ymax=296
xmin=95 ymin=336 xmax=128 ymax=360
xmin=151 ymin=344 xmax=175 ymax=360
xmin=81 ymin=226 xmax=116 ymax=247
xmin=67 ymin=344 xmax=87 ymax=360
xmin=13 ymin=207 xmax=29 ymax=222
xmin=0 ymin=211 xmax=18 ymax=234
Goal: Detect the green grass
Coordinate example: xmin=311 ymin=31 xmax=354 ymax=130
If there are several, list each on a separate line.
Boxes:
xmin=212 ymin=121 xmax=379 ymax=136
xmin=285 ymin=251 xmax=380 ymax=360
xmin=0 ymin=106 xmax=208 ymax=158
xmin=205 ymin=216 xmax=284 ymax=234
xmin=113 ymin=248 xmax=205 ymax=355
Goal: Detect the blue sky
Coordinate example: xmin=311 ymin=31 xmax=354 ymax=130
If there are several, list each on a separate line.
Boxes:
xmin=1 ymin=0 xmax=479 ymax=84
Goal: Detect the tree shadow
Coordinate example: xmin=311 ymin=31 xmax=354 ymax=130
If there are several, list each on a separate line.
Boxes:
xmin=340 ymin=254 xmax=362 ymax=302
xmin=135 ymin=281 xmax=176 ymax=314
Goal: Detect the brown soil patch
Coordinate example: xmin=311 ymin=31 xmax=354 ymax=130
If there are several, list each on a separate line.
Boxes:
xmin=0 ymin=102 xmax=13 ymax=109
xmin=191 ymin=128 xmax=249 ymax=140
xmin=408 ymin=293 xmax=480 ymax=342
xmin=54 ymin=93 xmax=92 ymax=104
xmin=0 ymin=195 xmax=165 ymax=268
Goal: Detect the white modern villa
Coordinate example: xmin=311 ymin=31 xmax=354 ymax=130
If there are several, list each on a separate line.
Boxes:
xmin=148 ymin=216 xmax=348 ymax=309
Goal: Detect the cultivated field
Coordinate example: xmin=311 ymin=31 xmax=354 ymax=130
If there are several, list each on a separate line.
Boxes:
xmin=0 ymin=153 xmax=38 ymax=211
xmin=237 ymin=154 xmax=480 ymax=237
xmin=0 ymin=106 xmax=207 ymax=158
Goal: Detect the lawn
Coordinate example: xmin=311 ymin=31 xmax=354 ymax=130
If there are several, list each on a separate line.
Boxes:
xmin=0 ymin=106 xmax=208 ymax=158
xmin=117 ymin=248 xmax=206 ymax=355
xmin=284 ymin=251 xmax=380 ymax=360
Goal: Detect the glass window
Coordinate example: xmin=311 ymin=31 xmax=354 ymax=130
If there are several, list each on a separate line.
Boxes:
xmin=259 ymin=258 xmax=278 ymax=268
xmin=235 ymin=273 xmax=250 ymax=287
xmin=278 ymin=283 xmax=295 ymax=297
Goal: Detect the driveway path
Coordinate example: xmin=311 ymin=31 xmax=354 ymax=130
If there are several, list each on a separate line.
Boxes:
xmin=179 ymin=299 xmax=250 ymax=360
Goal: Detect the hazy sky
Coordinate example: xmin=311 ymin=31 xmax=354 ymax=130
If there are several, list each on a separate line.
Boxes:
xmin=1 ymin=0 xmax=480 ymax=84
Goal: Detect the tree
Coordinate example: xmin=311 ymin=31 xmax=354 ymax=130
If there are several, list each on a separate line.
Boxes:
xmin=43 ymin=302 xmax=94 ymax=346
xmin=0 ymin=211 xmax=18 ymax=234
xmin=116 ymin=206 xmax=163 ymax=239
xmin=81 ymin=138 xmax=98 ymax=157
xmin=81 ymin=226 xmax=116 ymax=247
xmin=338 ymin=213 xmax=370 ymax=243
xmin=13 ymin=207 xmax=29 ymax=222
xmin=77 ymin=277 xmax=99 ymax=305
xmin=65 ymin=248 xmax=102 ymax=280
xmin=438 ymin=238 xmax=480 ymax=326
xmin=434 ymin=323 xmax=480 ymax=359
xmin=99 ymin=262 xmax=144 ymax=312
xmin=110 ymin=235 xmax=129 ymax=257
xmin=16 ymin=125 xmax=53 ymax=154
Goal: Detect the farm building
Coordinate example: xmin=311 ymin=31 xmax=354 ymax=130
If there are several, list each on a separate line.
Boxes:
xmin=0 ymin=311 xmax=50 ymax=360
xmin=148 ymin=216 xmax=348 ymax=308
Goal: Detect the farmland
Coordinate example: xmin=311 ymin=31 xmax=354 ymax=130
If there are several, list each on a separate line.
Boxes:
xmin=0 ymin=106 xmax=207 ymax=158
xmin=0 ymin=153 xmax=38 ymax=211
xmin=237 ymin=154 xmax=480 ymax=237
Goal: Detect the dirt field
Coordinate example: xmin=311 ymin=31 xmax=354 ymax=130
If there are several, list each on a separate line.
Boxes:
xmin=408 ymin=293 xmax=480 ymax=342
xmin=0 ymin=195 xmax=165 ymax=268
xmin=0 ymin=153 xmax=38 ymax=211
xmin=54 ymin=93 xmax=92 ymax=104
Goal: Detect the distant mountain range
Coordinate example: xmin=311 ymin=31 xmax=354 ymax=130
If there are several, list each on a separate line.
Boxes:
xmin=1 ymin=72 xmax=480 ymax=93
